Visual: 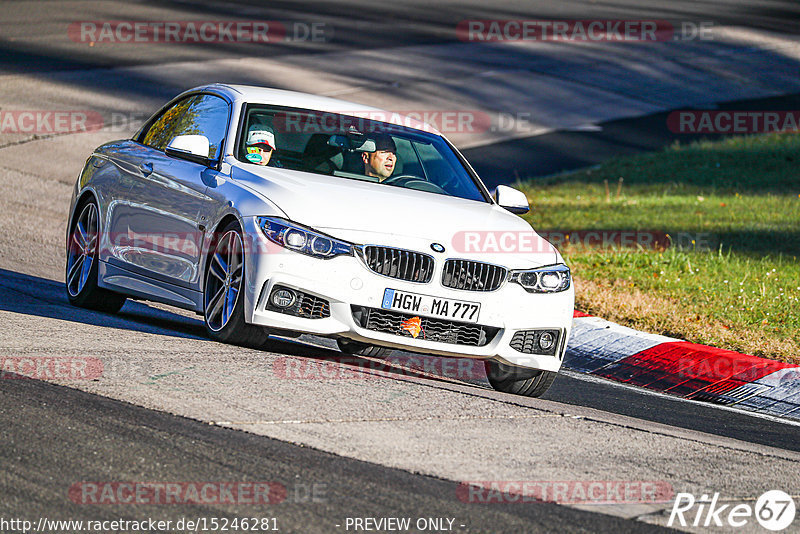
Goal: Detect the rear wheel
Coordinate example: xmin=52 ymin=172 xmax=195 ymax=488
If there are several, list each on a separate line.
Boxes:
xmin=485 ymin=360 xmax=557 ymax=398
xmin=337 ymin=339 xmax=393 ymax=358
xmin=65 ymin=199 xmax=126 ymax=313
xmin=203 ymin=221 xmax=269 ymax=348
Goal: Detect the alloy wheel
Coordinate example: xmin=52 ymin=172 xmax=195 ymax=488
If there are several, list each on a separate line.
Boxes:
xmin=66 ymin=202 xmax=98 ymax=297
xmin=205 ymin=230 xmax=244 ymax=332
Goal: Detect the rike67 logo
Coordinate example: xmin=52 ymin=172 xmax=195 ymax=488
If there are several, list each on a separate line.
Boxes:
xmin=669 ymin=490 xmax=796 ymax=531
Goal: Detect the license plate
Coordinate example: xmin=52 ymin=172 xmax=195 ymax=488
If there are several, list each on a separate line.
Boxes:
xmin=381 ymin=288 xmax=481 ymax=323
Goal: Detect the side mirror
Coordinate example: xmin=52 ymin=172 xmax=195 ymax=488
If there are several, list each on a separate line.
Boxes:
xmin=165 ymin=135 xmax=213 ymax=165
xmin=495 ymin=185 xmax=530 ymax=214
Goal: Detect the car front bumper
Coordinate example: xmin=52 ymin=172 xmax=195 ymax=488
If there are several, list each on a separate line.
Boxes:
xmin=242 ymin=217 xmax=574 ymax=372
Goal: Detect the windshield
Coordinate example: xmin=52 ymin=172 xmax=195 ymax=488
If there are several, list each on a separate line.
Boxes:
xmin=236 ymin=105 xmax=489 ymax=203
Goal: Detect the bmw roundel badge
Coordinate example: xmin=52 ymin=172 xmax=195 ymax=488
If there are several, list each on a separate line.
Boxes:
xmin=430 ymin=243 xmax=445 ymax=253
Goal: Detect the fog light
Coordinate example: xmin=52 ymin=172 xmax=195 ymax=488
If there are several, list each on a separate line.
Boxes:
xmin=539 ymin=332 xmax=555 ymax=350
xmin=271 ymin=289 xmax=296 ymax=308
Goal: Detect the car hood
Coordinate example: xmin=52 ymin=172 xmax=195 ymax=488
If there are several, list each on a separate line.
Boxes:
xmin=231 ymin=165 xmax=558 ymax=268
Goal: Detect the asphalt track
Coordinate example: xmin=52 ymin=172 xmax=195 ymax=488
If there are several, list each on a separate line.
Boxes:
xmin=3 ymin=268 xmax=800 ymax=452
xmin=2 ymin=268 xmax=800 ymax=532
xmin=3 ymin=0 xmax=798 ymax=72
xmin=1 ymin=373 xmax=668 ymax=534
xmin=1 ymin=1 xmax=800 ymax=532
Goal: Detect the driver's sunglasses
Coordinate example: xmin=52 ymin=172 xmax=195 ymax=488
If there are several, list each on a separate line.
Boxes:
xmin=247 ymin=145 xmax=273 ymax=153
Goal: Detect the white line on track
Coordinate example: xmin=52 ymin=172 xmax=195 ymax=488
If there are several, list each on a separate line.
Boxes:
xmin=208 ymin=413 xmax=574 ymax=426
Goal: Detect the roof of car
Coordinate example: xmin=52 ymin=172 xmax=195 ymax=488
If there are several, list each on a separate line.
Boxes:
xmin=195 ymin=83 xmax=439 ymax=134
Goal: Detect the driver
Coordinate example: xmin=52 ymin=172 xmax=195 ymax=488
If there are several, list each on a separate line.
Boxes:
xmin=245 ymin=124 xmax=277 ymax=166
xmin=361 ymin=134 xmax=396 ymax=181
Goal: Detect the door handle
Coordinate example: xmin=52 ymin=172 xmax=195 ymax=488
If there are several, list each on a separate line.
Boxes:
xmin=139 ymin=162 xmax=154 ymax=176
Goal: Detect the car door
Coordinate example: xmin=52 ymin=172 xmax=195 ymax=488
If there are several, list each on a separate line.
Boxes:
xmin=111 ymin=93 xmax=230 ymax=291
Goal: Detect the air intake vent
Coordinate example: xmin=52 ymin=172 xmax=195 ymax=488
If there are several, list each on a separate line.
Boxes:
xmin=352 ymin=306 xmax=499 ymax=347
xmin=362 ymin=246 xmax=434 ymax=283
xmin=441 ymin=259 xmax=507 ymax=291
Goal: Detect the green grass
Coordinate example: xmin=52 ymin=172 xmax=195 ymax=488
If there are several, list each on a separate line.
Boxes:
xmin=516 ymin=132 xmax=800 ymax=362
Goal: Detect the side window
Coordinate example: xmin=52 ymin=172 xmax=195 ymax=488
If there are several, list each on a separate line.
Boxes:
xmin=185 ymin=95 xmax=229 ymax=159
xmin=141 ymin=94 xmax=229 ymax=159
xmin=392 ymin=138 xmax=420 ymax=177
xmin=415 ymin=141 xmax=448 ymax=180
xmin=141 ymin=96 xmax=194 ymax=152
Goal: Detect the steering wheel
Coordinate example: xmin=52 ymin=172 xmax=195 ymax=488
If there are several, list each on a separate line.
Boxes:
xmin=382 ymin=174 xmax=448 ymax=195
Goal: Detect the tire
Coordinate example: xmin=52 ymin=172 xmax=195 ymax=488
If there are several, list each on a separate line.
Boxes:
xmin=485 ymin=360 xmax=557 ymax=398
xmin=203 ymin=220 xmax=269 ymax=348
xmin=337 ymin=338 xmax=393 ymax=358
xmin=65 ymin=199 xmax=126 ymax=313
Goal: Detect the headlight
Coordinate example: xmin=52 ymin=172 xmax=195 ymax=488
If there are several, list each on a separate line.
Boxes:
xmin=508 ymin=264 xmax=571 ymax=293
xmin=258 ymin=217 xmax=354 ymax=259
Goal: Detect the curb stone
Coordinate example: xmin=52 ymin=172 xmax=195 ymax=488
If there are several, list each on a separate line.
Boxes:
xmin=565 ymin=311 xmax=800 ymax=420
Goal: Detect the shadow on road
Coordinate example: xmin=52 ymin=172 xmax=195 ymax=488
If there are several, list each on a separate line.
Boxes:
xmin=0 ymin=268 xmax=487 ymax=389
xmin=5 ymin=267 xmax=800 ymax=451
xmin=0 ymin=267 xmax=206 ymax=340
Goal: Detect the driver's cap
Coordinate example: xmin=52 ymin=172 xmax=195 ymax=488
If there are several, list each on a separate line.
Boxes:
xmin=246 ymin=125 xmax=276 ymax=149
xmin=372 ymin=133 xmax=396 ymax=152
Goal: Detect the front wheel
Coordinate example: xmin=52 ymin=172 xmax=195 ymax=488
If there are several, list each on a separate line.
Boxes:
xmin=203 ymin=221 xmax=269 ymax=348
xmin=485 ymin=360 xmax=557 ymax=398
xmin=65 ymin=199 xmax=126 ymax=313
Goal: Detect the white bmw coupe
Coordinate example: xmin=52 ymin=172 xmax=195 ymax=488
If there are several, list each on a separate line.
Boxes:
xmin=66 ymin=84 xmax=574 ymax=397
